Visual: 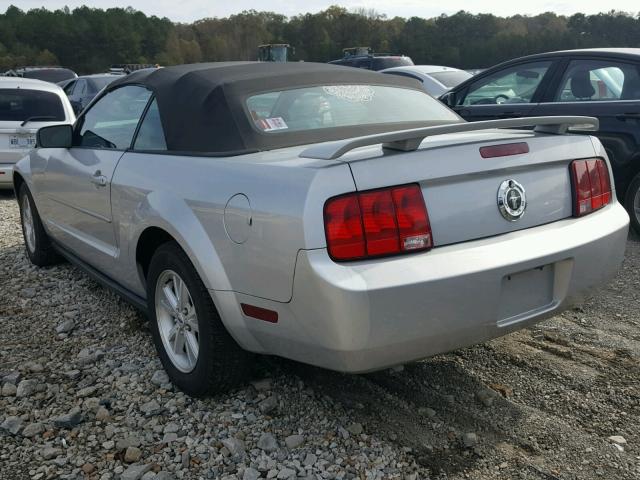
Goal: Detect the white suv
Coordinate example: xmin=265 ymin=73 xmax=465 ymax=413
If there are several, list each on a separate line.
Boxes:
xmin=0 ymin=77 xmax=75 ymax=189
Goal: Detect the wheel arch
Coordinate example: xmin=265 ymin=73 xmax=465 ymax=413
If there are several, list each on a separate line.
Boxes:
xmin=133 ymin=223 xmax=262 ymax=352
xmin=13 ymin=171 xmax=25 ymax=194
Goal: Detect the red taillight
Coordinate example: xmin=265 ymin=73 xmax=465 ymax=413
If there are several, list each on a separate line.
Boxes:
xmin=570 ymin=158 xmax=612 ymax=217
xmin=324 ymin=184 xmax=432 ymax=261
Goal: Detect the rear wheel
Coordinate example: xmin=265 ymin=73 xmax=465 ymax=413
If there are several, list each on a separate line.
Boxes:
xmin=18 ymin=184 xmax=62 ymax=266
xmin=146 ymin=242 xmax=250 ymax=396
xmin=624 ymin=173 xmax=640 ymax=234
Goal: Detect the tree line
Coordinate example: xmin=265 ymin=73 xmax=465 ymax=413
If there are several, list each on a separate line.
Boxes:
xmin=1 ymin=4 xmax=640 ymax=74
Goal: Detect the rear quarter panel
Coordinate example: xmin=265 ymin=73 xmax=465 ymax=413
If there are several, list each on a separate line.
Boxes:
xmin=110 ymin=150 xmax=355 ymax=303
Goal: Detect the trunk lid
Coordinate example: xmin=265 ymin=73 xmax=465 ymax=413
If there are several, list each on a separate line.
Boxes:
xmin=343 ymin=130 xmax=596 ymax=246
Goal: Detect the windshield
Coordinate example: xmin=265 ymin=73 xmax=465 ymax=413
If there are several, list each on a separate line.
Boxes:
xmin=428 ymin=70 xmax=472 ymax=88
xmin=0 ymin=89 xmax=65 ymax=122
xmin=246 ymin=84 xmax=459 ymax=134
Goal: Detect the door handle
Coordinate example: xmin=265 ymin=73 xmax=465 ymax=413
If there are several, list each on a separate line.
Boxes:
xmin=90 ymin=170 xmax=108 ymax=187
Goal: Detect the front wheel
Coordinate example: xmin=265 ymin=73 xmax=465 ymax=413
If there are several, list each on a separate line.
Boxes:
xmin=18 ymin=184 xmax=62 ymax=266
xmin=624 ymin=173 xmax=640 ymax=234
xmin=146 ymin=242 xmax=250 ymax=396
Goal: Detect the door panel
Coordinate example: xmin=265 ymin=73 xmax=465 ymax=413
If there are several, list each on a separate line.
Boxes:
xmin=532 ymin=58 xmax=640 ymax=195
xmin=44 ymin=149 xmax=125 ymax=265
xmin=41 ymin=85 xmax=153 ymax=275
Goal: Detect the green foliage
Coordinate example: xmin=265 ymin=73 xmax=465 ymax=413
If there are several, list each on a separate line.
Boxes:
xmin=1 ymin=4 xmax=639 ymax=74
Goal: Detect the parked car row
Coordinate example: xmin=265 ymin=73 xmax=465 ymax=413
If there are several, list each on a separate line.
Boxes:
xmin=11 ymin=60 xmax=629 ymax=396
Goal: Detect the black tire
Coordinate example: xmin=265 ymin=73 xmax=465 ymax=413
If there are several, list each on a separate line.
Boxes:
xmin=146 ymin=241 xmax=250 ymax=396
xmin=18 ymin=184 xmax=62 ymax=267
xmin=624 ymin=173 xmax=640 ymax=234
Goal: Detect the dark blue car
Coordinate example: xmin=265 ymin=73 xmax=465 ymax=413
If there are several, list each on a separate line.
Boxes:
xmin=442 ymin=48 xmax=640 ymax=232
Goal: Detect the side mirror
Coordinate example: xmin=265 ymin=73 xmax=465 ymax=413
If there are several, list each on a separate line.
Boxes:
xmin=440 ymin=91 xmax=455 ymax=107
xmin=37 ymin=124 xmax=73 ymax=148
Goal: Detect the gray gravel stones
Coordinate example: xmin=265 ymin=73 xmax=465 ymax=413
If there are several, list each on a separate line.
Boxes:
xmin=140 ymin=399 xmax=163 ymax=416
xmin=121 ymin=464 xmax=152 ymax=480
xmin=116 ymin=435 xmax=142 ymax=450
xmin=284 ymin=434 xmax=304 ymax=449
xmin=257 ymin=432 xmax=278 ymax=452
xmin=95 ymin=405 xmax=110 ymax=421
xmin=55 ymin=318 xmax=75 ymax=334
xmin=302 ymin=453 xmax=317 ymax=467
xmin=347 ymin=422 xmax=363 ymax=435
xmin=242 ymin=467 xmax=260 ymax=480
xmin=16 ymin=378 xmax=39 ymax=397
xmin=151 ymin=370 xmax=169 ymax=386
xmin=0 ymin=416 xmax=23 ymax=435
xmin=1 ymin=382 xmax=17 ymax=396
xmin=124 ymin=446 xmax=143 ymax=463
xmin=53 ymin=408 xmax=83 ymax=428
xmin=462 ymin=432 xmax=478 ymax=448
xmin=221 ymin=437 xmax=246 ymax=458
xmin=21 ymin=422 xmax=44 ymax=438
xmin=41 ymin=446 xmax=62 ymax=460
xmin=258 ymin=395 xmax=278 ymax=414
xmin=2 ymin=371 xmax=21 ymax=384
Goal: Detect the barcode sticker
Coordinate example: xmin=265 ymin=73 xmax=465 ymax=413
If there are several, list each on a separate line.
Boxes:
xmin=260 ymin=117 xmax=288 ymax=131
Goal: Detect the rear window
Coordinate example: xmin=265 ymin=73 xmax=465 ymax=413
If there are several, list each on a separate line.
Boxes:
xmin=22 ymin=69 xmax=76 ymax=83
xmin=90 ymin=76 xmax=118 ymax=92
xmin=246 ymin=84 xmax=459 ymax=134
xmin=428 ymin=70 xmax=472 ymax=88
xmin=371 ymin=57 xmax=414 ymax=71
xmin=0 ymin=89 xmax=65 ymax=122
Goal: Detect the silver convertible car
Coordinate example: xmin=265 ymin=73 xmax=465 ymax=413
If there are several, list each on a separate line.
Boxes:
xmin=14 ymin=63 xmax=628 ymax=396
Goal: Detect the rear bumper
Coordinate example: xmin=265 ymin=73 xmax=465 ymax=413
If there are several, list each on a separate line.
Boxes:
xmin=0 ymin=164 xmax=14 ymax=188
xmin=223 ymin=203 xmax=629 ymax=372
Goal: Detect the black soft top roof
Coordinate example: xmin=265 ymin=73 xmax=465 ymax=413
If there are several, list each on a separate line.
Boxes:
xmin=107 ymin=62 xmax=424 ymax=155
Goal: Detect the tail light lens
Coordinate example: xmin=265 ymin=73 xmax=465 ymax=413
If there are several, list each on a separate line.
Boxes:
xmin=324 ymin=184 xmax=432 ymax=261
xmin=570 ymin=158 xmax=612 ymax=217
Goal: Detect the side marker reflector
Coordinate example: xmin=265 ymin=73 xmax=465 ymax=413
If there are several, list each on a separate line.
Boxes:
xmin=241 ymin=303 xmax=279 ymax=323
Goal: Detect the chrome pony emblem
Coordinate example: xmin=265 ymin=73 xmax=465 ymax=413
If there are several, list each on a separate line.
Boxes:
xmin=497 ymin=179 xmax=526 ymax=221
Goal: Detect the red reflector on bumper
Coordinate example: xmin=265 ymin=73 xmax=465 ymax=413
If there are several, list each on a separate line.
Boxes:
xmin=241 ymin=303 xmax=278 ymax=323
xmin=479 ymin=142 xmax=529 ymax=158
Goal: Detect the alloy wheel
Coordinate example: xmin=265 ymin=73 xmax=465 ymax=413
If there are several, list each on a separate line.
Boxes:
xmin=155 ymin=269 xmax=200 ymax=373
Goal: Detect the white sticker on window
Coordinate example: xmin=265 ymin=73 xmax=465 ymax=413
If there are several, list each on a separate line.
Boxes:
xmin=258 ymin=117 xmax=288 ymax=131
xmin=322 ymin=85 xmax=375 ymax=103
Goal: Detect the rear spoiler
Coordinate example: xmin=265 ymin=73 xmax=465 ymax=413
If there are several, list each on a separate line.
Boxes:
xmin=299 ymin=116 xmax=598 ymax=160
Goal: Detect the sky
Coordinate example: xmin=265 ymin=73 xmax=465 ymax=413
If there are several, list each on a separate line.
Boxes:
xmin=6 ymin=1 xmax=640 ymax=23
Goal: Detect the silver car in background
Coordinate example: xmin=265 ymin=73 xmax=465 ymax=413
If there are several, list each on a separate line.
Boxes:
xmin=381 ymin=65 xmax=473 ymax=96
xmin=13 ymin=62 xmax=628 ymax=396
xmin=0 ymin=77 xmax=75 ymax=189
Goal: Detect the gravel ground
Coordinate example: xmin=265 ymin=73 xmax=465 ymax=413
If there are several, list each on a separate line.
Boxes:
xmin=1 ymin=189 xmax=639 ymax=480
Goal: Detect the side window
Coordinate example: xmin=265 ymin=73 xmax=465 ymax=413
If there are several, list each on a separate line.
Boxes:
xmin=460 ymin=61 xmax=552 ymax=106
xmin=75 ymin=86 xmax=152 ymax=149
xmin=554 ymin=60 xmax=640 ymax=102
xmin=133 ymin=99 xmax=167 ymax=150
xmin=63 ymin=81 xmax=76 ymax=95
